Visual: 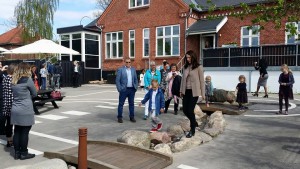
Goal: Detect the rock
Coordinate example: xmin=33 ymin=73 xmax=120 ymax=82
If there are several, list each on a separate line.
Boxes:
xmin=178 ymin=119 xmax=190 ymax=132
xmin=5 ymin=159 xmax=68 ymax=169
xmin=203 ymin=111 xmax=226 ymax=137
xmin=154 ymin=144 xmax=172 ymax=155
xmin=194 ymin=105 xmax=204 ymax=118
xmin=171 ymin=133 xmax=202 ymax=153
xmin=198 ymin=132 xmax=213 ymax=143
xmin=150 ymin=132 xmax=172 ymax=144
xmin=167 ymin=125 xmax=184 ymax=137
xmin=117 ymin=130 xmax=151 ymax=149
xmin=203 ymin=128 xmax=221 ymax=137
xmin=210 ymin=89 xmax=236 ymax=104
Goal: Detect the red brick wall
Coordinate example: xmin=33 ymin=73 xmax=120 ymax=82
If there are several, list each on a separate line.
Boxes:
xmin=98 ymin=0 xmax=189 ymax=71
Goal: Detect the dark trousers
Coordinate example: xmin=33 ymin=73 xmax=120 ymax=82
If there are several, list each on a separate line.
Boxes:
xmin=279 ymin=95 xmax=289 ymax=112
xmin=118 ymin=88 xmax=136 ymax=119
xmin=41 ymin=77 xmax=46 ymax=90
xmin=5 ymin=116 xmax=13 ymax=138
xmin=165 ymin=97 xmax=179 ymax=112
xmin=73 ymin=72 xmax=79 ymax=87
xmin=182 ymin=89 xmax=198 ymax=133
xmin=13 ymin=125 xmax=32 ymax=152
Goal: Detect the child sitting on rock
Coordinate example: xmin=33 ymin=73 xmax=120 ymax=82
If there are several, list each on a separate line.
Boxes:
xmin=139 ymin=79 xmax=165 ymax=133
xmin=236 ymin=75 xmax=248 ymax=111
xmin=205 ymin=75 xmax=214 ymax=107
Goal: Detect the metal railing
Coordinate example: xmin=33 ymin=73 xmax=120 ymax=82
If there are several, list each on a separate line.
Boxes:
xmin=203 ymin=44 xmax=300 ymax=68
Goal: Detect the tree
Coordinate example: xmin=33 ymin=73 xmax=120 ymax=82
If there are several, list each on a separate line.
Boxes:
xmin=94 ymin=0 xmax=112 ymax=17
xmin=191 ymin=0 xmax=300 ymax=36
xmin=14 ymin=0 xmax=59 ymax=42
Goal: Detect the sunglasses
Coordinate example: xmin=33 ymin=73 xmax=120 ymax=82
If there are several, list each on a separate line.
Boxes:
xmin=126 ymin=62 xmax=131 ymax=63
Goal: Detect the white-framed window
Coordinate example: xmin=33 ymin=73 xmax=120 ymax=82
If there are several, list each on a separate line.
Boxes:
xmin=85 ymin=33 xmax=100 ymax=68
xmin=143 ymin=28 xmax=150 ymax=57
xmin=156 ymin=25 xmax=180 ymax=56
xmin=129 ymin=30 xmax=135 ymax=58
xmin=129 ymin=0 xmax=150 ymax=9
xmin=241 ymin=26 xmax=260 ymax=47
xmin=285 ymin=22 xmax=300 ymax=44
xmin=106 ymin=32 xmax=123 ymax=59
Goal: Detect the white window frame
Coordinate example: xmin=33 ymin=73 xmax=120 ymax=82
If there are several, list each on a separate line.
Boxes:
xmin=156 ymin=25 xmax=180 ymax=57
xmin=105 ymin=31 xmax=123 ymax=59
xmin=129 ymin=30 xmax=135 ymax=58
xmin=143 ymin=28 xmax=150 ymax=57
xmin=129 ymin=0 xmax=150 ymax=9
xmin=285 ymin=22 xmax=300 ymax=44
xmin=241 ymin=26 xmax=260 ymax=47
xmin=84 ymin=32 xmax=101 ymax=69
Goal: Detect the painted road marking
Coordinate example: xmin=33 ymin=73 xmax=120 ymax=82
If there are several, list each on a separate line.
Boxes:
xmin=253 ymin=103 xmax=297 ymax=112
xmin=30 ymin=131 xmax=78 ymax=145
xmin=61 ymin=111 xmax=90 ymax=116
xmin=0 ymin=139 xmax=43 ymax=155
xmin=36 ymin=114 xmax=68 ymax=120
xmin=35 ymin=120 xmax=42 ymax=124
xmin=67 ymin=91 xmax=117 ymax=98
xmin=177 ymin=164 xmax=199 ymax=169
xmin=245 ymin=114 xmax=300 ymax=117
xmin=95 ymin=105 xmax=116 ymax=109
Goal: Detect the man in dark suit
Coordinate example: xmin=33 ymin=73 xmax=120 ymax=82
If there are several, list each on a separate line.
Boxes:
xmin=116 ymin=58 xmax=138 ymax=123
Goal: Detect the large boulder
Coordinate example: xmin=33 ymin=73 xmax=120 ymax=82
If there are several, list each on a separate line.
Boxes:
xmin=194 ymin=105 xmax=205 ymax=118
xmin=198 ymin=132 xmax=213 ymax=143
xmin=5 ymin=159 xmax=68 ymax=169
xmin=117 ymin=130 xmax=151 ymax=149
xmin=150 ymin=132 xmax=172 ymax=144
xmin=203 ymin=111 xmax=226 ymax=137
xmin=167 ymin=125 xmax=184 ymax=137
xmin=171 ymin=133 xmax=203 ymax=153
xmin=154 ymin=144 xmax=172 ymax=155
xmin=210 ymin=89 xmax=235 ymax=104
xmin=178 ymin=118 xmax=190 ymax=132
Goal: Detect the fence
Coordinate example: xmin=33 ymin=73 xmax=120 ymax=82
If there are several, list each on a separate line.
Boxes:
xmin=203 ymin=44 xmax=300 ymax=68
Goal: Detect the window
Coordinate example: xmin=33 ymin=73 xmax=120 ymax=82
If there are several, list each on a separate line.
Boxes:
xmin=143 ymin=28 xmax=150 ymax=57
xmin=241 ymin=26 xmax=260 ymax=47
xmin=285 ymin=22 xmax=300 ymax=44
xmin=129 ymin=0 xmax=149 ymax=8
xmin=106 ymin=32 xmax=123 ymax=58
xmin=156 ymin=25 xmax=180 ymax=56
xmin=85 ymin=33 xmax=100 ymax=68
xmin=72 ymin=33 xmax=82 ymax=61
xmin=129 ymin=30 xmax=135 ymax=58
xmin=60 ymin=34 xmax=70 ymax=61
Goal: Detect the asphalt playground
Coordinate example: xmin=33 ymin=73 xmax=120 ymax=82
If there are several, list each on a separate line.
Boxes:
xmin=0 ymin=84 xmax=300 ymax=169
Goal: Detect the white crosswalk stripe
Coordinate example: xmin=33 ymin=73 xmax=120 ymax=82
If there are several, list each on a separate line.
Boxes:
xmin=36 ymin=114 xmax=68 ymax=120
xmin=60 ymin=111 xmax=90 ymax=116
xmin=95 ymin=105 xmax=116 ymax=109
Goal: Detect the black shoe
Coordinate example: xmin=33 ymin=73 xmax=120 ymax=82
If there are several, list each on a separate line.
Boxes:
xmin=130 ymin=118 xmax=136 ymax=123
xmin=186 ymin=131 xmax=195 ymax=138
xmin=20 ymin=151 xmax=35 ymax=160
xmin=263 ymin=95 xmax=268 ymax=98
xmin=14 ymin=151 xmax=21 ymax=160
xmin=7 ymin=141 xmax=13 ymax=148
xmin=252 ymin=93 xmax=258 ymax=97
xmin=174 ymin=111 xmax=178 ymax=115
xmin=118 ymin=118 xmax=123 ymax=123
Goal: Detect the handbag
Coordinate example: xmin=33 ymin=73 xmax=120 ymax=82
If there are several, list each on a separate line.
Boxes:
xmin=34 ymin=79 xmax=39 ymax=91
xmin=51 ymin=90 xmax=62 ymax=99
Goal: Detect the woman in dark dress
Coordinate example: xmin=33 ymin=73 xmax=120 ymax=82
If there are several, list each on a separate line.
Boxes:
xmin=236 ymin=75 xmax=248 ymax=111
xmin=253 ymin=58 xmax=269 ymax=98
xmin=277 ymin=64 xmax=295 ymax=115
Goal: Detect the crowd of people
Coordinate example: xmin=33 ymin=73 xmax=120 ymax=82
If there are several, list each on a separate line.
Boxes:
xmin=115 ymin=50 xmax=296 ymax=138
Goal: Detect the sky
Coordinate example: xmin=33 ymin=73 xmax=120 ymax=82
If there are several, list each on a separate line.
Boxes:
xmin=0 ymin=0 xmax=101 ymax=39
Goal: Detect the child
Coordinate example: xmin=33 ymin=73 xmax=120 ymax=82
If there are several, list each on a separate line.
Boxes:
xmin=277 ymin=64 xmax=295 ymax=115
xmin=40 ymin=63 xmax=48 ymax=90
xmin=140 ymin=69 xmax=145 ymax=90
xmin=2 ymin=64 xmax=16 ymax=147
xmin=205 ymin=75 xmax=214 ymax=107
xmin=236 ymin=75 xmax=248 ymax=111
xmin=139 ymin=79 xmax=165 ymax=133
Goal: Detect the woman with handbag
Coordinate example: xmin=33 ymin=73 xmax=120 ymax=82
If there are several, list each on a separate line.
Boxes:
xmin=11 ymin=63 xmax=37 ymax=160
xmin=180 ymin=50 xmax=205 ymax=138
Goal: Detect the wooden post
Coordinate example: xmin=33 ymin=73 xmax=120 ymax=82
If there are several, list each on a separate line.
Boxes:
xmin=78 ymin=128 xmax=88 ymax=169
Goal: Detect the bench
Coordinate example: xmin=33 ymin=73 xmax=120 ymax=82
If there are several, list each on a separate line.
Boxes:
xmin=33 ymin=89 xmax=64 ymax=115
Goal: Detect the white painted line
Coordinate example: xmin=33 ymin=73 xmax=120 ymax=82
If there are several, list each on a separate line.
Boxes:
xmin=36 ymin=114 xmax=68 ymax=120
xmin=0 ymin=139 xmax=43 ymax=155
xmin=95 ymin=105 xmax=116 ymax=109
xmin=61 ymin=111 xmax=90 ymax=116
xmin=35 ymin=120 xmax=42 ymax=124
xmin=253 ymin=103 xmax=296 ymax=112
xmin=67 ymin=91 xmax=117 ymax=98
xmin=245 ymin=114 xmax=300 ymax=117
xmin=177 ymin=164 xmax=199 ymax=169
xmin=30 ymin=131 xmax=78 ymax=145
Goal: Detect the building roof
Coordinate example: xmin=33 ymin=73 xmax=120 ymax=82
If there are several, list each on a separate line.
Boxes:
xmin=183 ymin=0 xmax=270 ymax=11
xmin=85 ymin=17 xmax=100 ymax=28
xmin=187 ymin=16 xmax=228 ymax=35
xmin=57 ymin=25 xmax=101 ymax=34
xmin=0 ymin=26 xmax=24 ymax=46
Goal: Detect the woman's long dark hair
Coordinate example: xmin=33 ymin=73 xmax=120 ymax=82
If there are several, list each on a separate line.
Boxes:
xmin=259 ymin=58 xmax=268 ymax=69
xmin=184 ymin=50 xmax=200 ymax=69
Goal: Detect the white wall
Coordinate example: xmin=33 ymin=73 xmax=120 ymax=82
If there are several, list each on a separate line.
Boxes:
xmin=204 ymin=71 xmax=299 ymax=93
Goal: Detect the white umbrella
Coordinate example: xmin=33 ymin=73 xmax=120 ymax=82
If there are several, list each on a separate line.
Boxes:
xmin=2 ymin=39 xmax=80 ymax=55
xmin=0 ymin=47 xmax=9 ymax=52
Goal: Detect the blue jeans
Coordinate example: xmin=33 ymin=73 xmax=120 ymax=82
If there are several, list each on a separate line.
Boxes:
xmin=41 ymin=77 xmax=46 ymax=90
xmin=118 ymin=87 xmax=136 ymax=119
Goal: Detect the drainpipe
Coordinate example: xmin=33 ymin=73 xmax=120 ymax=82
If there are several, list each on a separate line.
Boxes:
xmin=95 ymin=23 xmax=103 ymax=81
xmin=184 ymin=8 xmax=193 ymax=53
